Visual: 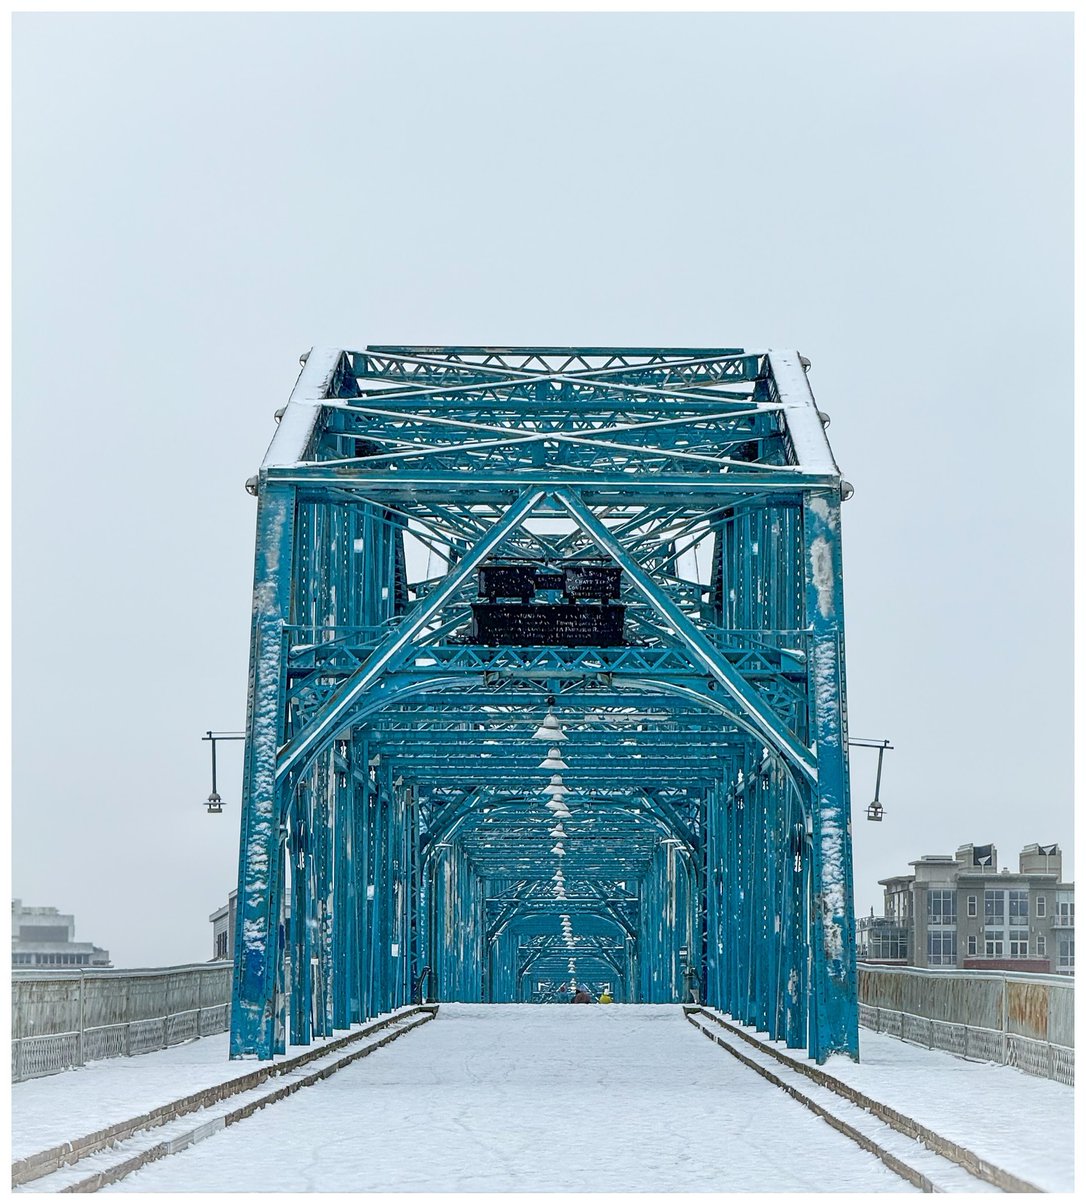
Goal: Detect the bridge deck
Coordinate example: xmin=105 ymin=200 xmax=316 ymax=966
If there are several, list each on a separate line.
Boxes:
xmin=13 ymin=1005 xmax=1072 ymax=1193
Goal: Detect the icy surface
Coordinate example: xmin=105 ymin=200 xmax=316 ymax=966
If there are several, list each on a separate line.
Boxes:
xmin=103 ymin=1005 xmax=909 ymax=1193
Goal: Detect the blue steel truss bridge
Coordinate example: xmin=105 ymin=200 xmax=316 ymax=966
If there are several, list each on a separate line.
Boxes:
xmin=231 ymin=345 xmax=858 ymax=1064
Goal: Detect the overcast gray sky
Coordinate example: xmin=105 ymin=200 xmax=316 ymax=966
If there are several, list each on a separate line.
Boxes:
xmin=13 ymin=12 xmax=1072 ymax=968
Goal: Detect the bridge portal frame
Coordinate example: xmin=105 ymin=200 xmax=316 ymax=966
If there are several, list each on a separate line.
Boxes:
xmin=229 ymin=346 xmax=858 ymax=1063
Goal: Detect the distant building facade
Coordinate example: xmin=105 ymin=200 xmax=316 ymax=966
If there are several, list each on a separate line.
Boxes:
xmin=858 ymin=842 xmax=1073 ymax=975
xmin=210 ymin=888 xmax=290 ymax=963
xmin=11 ymin=899 xmax=111 ymax=969
xmin=209 ymin=890 xmax=237 ymax=962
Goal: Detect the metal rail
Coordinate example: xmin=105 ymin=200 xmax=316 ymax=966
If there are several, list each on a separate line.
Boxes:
xmin=12 ymin=963 xmax=233 ymax=1082
xmin=12 ymin=1006 xmax=438 ymax=1192
xmin=684 ymin=1006 xmax=1038 ymax=1193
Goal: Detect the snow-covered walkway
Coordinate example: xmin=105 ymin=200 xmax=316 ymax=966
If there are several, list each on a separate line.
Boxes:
xmin=11 ymin=1004 xmax=1073 ymax=1193
xmin=11 ymin=1008 xmax=423 ymax=1163
xmin=103 ymin=1005 xmax=912 ymax=1192
xmin=734 ymin=1013 xmax=1074 ymax=1192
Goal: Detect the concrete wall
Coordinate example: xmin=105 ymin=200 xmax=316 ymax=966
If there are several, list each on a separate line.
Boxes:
xmin=859 ymin=964 xmax=1073 ymax=1046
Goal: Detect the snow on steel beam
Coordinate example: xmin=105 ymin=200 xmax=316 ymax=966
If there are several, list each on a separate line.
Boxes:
xmin=260 ymin=347 xmax=347 ymax=470
xmin=363 ymin=345 xmax=747 ymax=357
xmin=264 ymin=467 xmax=834 ymax=496
xmin=767 ymin=350 xmax=840 ymax=477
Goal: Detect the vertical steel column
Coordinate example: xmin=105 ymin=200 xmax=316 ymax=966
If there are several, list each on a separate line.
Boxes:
xmin=231 ymin=484 xmax=296 ymax=1059
xmin=764 ymin=766 xmax=781 ymax=1041
xmin=704 ymin=785 xmax=720 ymax=1010
xmin=314 ymin=760 xmax=333 ymax=1037
xmin=782 ymin=788 xmax=808 ymax=1048
xmin=356 ymin=738 xmax=372 ymax=1020
xmin=273 ymin=833 xmax=287 ymax=1056
xmin=736 ymin=773 xmax=753 ymax=1024
xmin=292 ymin=782 xmax=316 ymax=1044
xmin=418 ymin=838 xmax=433 ymax=1004
xmin=411 ymin=792 xmax=424 ymax=1002
xmin=752 ymin=773 xmax=769 ymax=1030
xmin=371 ymin=775 xmax=386 ymax=1012
xmin=332 ymin=746 xmax=351 ymax=1028
xmin=802 ymin=489 xmax=858 ymax=1061
xmin=713 ymin=782 xmax=728 ymax=1011
xmin=723 ymin=791 xmax=738 ymax=1016
xmin=288 ymin=796 xmax=308 ymax=1043
xmin=389 ymin=772 xmax=403 ymax=1009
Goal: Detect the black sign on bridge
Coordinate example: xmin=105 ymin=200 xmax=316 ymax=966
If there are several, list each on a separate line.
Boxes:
xmin=473 ymin=561 xmax=624 ymax=646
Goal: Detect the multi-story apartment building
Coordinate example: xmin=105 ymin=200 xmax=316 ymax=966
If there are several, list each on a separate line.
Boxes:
xmin=857 ymin=842 xmax=1073 ymax=974
xmin=11 ymin=899 xmax=112 ymax=969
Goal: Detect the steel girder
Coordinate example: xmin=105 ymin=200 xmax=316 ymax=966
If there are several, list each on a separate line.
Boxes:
xmin=230 ymin=345 xmax=857 ymax=1063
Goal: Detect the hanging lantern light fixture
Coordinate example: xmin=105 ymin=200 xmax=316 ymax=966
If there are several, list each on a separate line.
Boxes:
xmin=533 ymin=698 xmax=568 ymax=743
xmin=538 ymin=747 xmax=570 ymax=771
xmin=533 ymin=713 xmax=567 ymax=742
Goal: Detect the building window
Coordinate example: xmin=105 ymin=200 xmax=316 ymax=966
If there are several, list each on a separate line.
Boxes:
xmin=1037 ymin=935 xmax=1047 ymax=957
xmin=1058 ymin=938 xmax=1074 ymax=970
xmin=1054 ymin=898 xmax=1074 ymax=928
xmin=928 ymin=890 xmax=956 ymax=926
xmin=985 ymin=890 xmax=1005 ymax=926
xmin=1036 ymin=895 xmax=1046 ymax=918
xmin=869 ymin=926 xmax=908 ymax=960
xmin=215 ymin=931 xmax=228 ymax=959
xmin=967 ymin=935 xmax=977 ymax=956
xmin=1009 ymin=929 xmax=1030 ymax=957
xmin=985 ymin=936 xmax=1004 ymax=957
xmin=967 ymin=895 xmax=977 ymax=918
xmin=927 ymin=931 xmax=955 ymax=965
xmin=1008 ymin=890 xmax=1029 ymax=926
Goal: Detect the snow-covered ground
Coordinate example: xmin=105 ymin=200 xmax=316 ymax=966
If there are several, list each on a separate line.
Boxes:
xmin=732 ymin=1015 xmax=1074 ymax=1193
xmin=11 ymin=1004 xmax=1073 ymax=1193
xmin=99 ymin=1003 xmax=908 ymax=1192
xmin=11 ymin=1008 xmax=419 ymax=1163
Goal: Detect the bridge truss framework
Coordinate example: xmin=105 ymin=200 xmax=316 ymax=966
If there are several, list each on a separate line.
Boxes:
xmin=230 ymin=345 xmax=858 ymax=1062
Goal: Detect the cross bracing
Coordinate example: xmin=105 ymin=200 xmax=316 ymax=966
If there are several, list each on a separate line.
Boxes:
xmin=231 ymin=345 xmax=857 ymax=1062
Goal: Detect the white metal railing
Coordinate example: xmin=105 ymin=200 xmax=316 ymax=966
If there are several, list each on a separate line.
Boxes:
xmin=12 ymin=963 xmax=232 ymax=1082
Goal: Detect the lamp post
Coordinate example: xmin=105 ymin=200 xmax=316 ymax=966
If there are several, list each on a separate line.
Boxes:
xmin=848 ymin=738 xmax=894 ymax=821
xmin=202 ymin=730 xmax=245 ymax=814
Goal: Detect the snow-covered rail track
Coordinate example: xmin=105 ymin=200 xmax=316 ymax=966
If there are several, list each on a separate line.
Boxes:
xmin=684 ymin=1007 xmax=1039 ymax=1193
xmin=13 ymin=1007 xmax=438 ymax=1194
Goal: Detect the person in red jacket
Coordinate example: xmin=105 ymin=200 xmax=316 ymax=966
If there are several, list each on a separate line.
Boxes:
xmin=571 ymin=985 xmax=592 ymax=1004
